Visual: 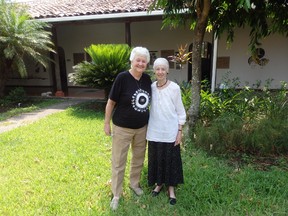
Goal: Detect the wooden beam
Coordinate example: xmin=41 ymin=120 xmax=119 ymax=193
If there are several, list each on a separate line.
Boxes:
xmin=50 ymin=15 xmax=163 ymax=27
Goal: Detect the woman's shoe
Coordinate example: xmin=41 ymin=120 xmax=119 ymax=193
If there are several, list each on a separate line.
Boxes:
xmin=167 ymin=186 xmax=176 ymax=205
xmin=131 ymin=187 xmax=144 ymax=196
xmin=151 ymin=185 xmax=163 ymax=197
xmin=151 ymin=190 xmax=160 ymax=197
xmin=110 ymin=197 xmax=119 ymax=210
xmin=169 ymin=197 xmax=177 ymax=205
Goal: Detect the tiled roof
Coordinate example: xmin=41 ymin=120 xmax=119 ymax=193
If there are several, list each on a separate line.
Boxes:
xmin=23 ymin=0 xmax=155 ymax=19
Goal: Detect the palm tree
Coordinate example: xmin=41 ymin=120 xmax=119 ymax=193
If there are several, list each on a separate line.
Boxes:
xmin=0 ymin=0 xmax=54 ymax=96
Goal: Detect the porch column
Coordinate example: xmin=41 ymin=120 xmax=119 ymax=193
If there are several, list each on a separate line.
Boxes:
xmin=211 ymin=34 xmax=218 ymax=93
xmin=49 ymin=26 xmax=58 ymax=94
xmin=50 ymin=25 xmax=65 ymax=97
xmin=125 ymin=22 xmax=131 ymax=46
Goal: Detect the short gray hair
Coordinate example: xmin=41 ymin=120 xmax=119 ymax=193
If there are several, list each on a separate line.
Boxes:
xmin=153 ymin=58 xmax=169 ymax=72
xmin=129 ymin=46 xmax=150 ymax=63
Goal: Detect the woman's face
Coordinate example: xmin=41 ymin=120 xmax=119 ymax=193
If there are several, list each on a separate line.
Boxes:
xmin=154 ymin=65 xmax=167 ymax=81
xmin=131 ymin=55 xmax=148 ymax=73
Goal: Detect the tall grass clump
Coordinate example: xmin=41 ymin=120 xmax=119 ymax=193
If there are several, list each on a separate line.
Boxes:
xmin=180 ymin=75 xmax=288 ymax=156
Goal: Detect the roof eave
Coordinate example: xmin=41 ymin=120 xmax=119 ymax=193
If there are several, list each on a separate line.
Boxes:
xmin=36 ymin=10 xmax=164 ymax=23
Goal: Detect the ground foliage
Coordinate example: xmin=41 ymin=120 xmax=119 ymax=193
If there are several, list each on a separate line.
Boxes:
xmin=78 ymin=100 xmax=288 ymax=172
xmin=179 ymin=77 xmax=288 ymax=168
xmin=0 ymin=93 xmax=288 ymax=171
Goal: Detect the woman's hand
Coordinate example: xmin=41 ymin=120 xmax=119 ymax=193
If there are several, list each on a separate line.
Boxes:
xmin=104 ymin=123 xmax=111 ymax=136
xmin=104 ymin=99 xmax=116 ymax=136
xmin=175 ymin=131 xmax=182 ymax=146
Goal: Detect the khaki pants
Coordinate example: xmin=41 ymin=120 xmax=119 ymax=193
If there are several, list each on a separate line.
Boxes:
xmin=111 ymin=124 xmax=147 ymax=197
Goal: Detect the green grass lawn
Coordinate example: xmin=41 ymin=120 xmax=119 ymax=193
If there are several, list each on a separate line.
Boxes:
xmin=0 ymin=102 xmax=287 ymax=215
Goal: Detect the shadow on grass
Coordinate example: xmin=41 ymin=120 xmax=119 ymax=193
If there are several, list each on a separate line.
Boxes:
xmin=67 ymin=100 xmax=107 ymax=119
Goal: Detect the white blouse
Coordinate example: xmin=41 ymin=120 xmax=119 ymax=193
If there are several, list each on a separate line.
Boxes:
xmin=146 ymin=81 xmax=186 ymax=142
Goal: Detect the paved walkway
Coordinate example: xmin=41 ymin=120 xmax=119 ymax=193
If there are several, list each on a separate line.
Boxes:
xmin=0 ymin=98 xmax=95 ymax=134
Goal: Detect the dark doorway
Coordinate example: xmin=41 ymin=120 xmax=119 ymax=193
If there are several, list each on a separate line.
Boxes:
xmin=58 ymin=47 xmax=68 ymax=95
xmin=188 ymin=42 xmax=212 ymax=84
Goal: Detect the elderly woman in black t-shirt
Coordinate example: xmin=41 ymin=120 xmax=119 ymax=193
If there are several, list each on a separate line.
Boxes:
xmin=104 ymin=46 xmax=152 ymax=210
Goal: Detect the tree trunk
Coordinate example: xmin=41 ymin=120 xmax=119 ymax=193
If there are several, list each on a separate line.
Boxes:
xmin=0 ymin=66 xmax=8 ymax=97
xmin=187 ymin=1 xmax=211 ymax=132
xmin=188 ymin=39 xmax=201 ymax=130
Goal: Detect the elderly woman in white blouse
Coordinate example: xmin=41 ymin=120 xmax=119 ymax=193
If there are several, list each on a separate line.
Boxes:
xmin=146 ymin=57 xmax=186 ymax=205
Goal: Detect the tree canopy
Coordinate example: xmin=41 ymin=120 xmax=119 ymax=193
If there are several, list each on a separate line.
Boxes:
xmin=150 ymin=0 xmax=288 ymax=130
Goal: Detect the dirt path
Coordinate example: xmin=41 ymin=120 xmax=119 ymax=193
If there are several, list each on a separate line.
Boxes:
xmin=0 ymin=98 xmax=93 ymax=134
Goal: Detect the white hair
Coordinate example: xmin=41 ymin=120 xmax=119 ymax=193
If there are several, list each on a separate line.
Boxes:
xmin=153 ymin=58 xmax=169 ymax=72
xmin=129 ymin=46 xmax=150 ymax=63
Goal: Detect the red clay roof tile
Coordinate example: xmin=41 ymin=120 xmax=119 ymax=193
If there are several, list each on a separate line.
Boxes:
xmin=23 ymin=0 xmax=155 ymax=19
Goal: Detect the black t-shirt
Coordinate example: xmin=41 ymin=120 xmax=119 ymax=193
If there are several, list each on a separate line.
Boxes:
xmin=109 ymin=71 xmax=152 ymax=129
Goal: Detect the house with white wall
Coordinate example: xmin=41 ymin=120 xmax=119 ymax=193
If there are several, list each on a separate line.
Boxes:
xmin=6 ymin=0 xmax=288 ymax=97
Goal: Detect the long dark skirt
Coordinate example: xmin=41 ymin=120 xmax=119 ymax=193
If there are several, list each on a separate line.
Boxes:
xmin=148 ymin=141 xmax=184 ymax=187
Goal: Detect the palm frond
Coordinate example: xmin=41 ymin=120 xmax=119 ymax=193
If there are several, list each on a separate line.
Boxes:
xmin=0 ymin=0 xmax=54 ymax=80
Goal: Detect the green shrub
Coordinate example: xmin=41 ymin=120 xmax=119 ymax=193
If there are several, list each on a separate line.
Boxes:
xmin=179 ymin=80 xmax=192 ymax=111
xmin=181 ymin=76 xmax=288 ymax=156
xmin=69 ymin=44 xmax=132 ymax=98
xmin=0 ymin=87 xmax=27 ymax=106
xmin=260 ymin=81 xmax=288 ymax=119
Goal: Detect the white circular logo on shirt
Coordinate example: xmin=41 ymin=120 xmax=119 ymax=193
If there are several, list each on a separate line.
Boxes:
xmin=132 ymin=89 xmax=150 ymax=112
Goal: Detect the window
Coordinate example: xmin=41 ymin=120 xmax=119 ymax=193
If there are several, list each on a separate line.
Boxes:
xmin=73 ymin=53 xmax=92 ymax=65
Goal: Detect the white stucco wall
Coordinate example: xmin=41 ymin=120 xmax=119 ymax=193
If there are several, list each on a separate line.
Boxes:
xmin=57 ymin=20 xmax=213 ymax=86
xmin=57 ymin=20 xmax=287 ymax=89
xmin=131 ymin=20 xmax=197 ymax=83
xmin=7 ymin=56 xmax=52 ymax=86
xmin=8 ymin=19 xmax=287 ymax=91
xmin=216 ymin=29 xmax=288 ymax=89
xmin=57 ymin=22 xmax=126 ymax=84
